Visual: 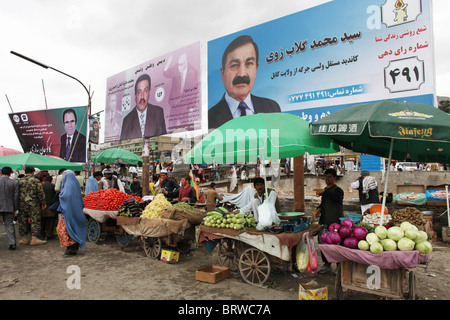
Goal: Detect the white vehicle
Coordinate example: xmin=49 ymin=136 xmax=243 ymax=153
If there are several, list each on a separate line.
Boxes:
xmin=396 ymin=162 xmax=417 ymax=171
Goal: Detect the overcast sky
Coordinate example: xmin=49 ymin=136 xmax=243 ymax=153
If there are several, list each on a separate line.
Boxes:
xmin=1 ymin=0 xmax=449 ymax=151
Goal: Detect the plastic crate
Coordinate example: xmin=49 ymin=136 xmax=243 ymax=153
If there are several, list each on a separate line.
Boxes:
xmin=283 ymin=219 xmax=310 ymax=233
xmin=340 ymin=212 xmax=362 ymax=224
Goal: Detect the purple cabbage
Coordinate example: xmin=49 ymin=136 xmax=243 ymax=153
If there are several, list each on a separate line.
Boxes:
xmin=329 ymin=223 xmax=341 ymax=233
xmin=328 ymin=231 xmax=341 ymax=245
xmin=353 ymin=226 xmax=369 ymax=241
xmin=339 ymin=226 xmax=352 ymax=239
xmin=320 ymin=231 xmax=330 ymax=244
xmin=343 ymin=237 xmax=359 ymax=249
xmin=341 ymin=218 xmax=355 ymax=230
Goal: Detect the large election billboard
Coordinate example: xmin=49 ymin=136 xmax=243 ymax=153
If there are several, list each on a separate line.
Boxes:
xmin=9 ymin=106 xmax=88 ymax=163
xmin=105 ymin=42 xmax=201 ymax=142
xmin=207 ymin=0 xmax=435 ymax=128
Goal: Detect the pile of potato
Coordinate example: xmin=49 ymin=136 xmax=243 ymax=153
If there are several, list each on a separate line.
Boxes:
xmin=392 ymin=207 xmax=426 ymax=226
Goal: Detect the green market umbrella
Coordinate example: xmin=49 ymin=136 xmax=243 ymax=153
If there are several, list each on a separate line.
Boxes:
xmin=0 ymin=153 xmax=84 ymax=171
xmin=310 ymin=100 xmax=450 ymax=224
xmin=185 ymin=112 xmax=339 ymax=196
xmin=185 ymin=112 xmax=339 ymax=165
xmin=91 ymin=148 xmax=142 ymax=165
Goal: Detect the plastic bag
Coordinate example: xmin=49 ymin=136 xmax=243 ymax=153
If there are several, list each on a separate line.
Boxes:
xmin=306 ymin=233 xmax=319 ymax=273
xmin=256 ymin=201 xmax=280 ymax=231
xmin=299 ymin=284 xmax=328 ymax=300
xmin=296 ymin=233 xmax=309 ymax=272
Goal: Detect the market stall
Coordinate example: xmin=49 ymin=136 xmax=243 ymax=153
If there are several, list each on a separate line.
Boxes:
xmin=184 ymin=113 xmax=337 ymax=285
xmin=311 ymin=100 xmax=450 ymax=227
xmin=116 ymin=194 xmax=205 ymax=259
xmin=198 ymin=209 xmax=324 ymax=285
xmin=318 ymin=214 xmax=433 ymax=300
xmin=83 ymin=188 xmax=143 ymax=246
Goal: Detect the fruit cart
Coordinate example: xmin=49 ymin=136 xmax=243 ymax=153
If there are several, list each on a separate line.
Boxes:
xmin=83 ymin=208 xmax=133 ymax=247
xmin=319 ymin=244 xmax=432 ymax=300
xmin=116 ymin=208 xmax=203 ymax=259
xmin=198 ymin=219 xmax=323 ymax=285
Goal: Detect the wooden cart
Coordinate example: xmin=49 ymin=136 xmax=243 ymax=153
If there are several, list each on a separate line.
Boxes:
xmin=83 ymin=209 xmax=133 ymax=247
xmin=116 ymin=216 xmax=195 ymax=259
xmin=199 ymin=224 xmax=323 ymax=285
xmin=319 ymin=244 xmax=431 ymax=300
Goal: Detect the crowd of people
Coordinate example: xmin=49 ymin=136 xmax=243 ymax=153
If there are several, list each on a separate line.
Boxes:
xmin=0 ymin=166 xmax=86 ymax=256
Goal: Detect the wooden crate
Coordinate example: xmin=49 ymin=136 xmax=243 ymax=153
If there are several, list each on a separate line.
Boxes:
xmin=396 ymin=185 xmax=426 ymax=205
xmin=442 ymin=227 xmax=450 ymax=243
xmin=341 ymin=261 xmax=405 ymax=299
xmin=196 ymin=266 xmax=231 ymax=284
xmin=426 ymin=184 xmax=449 ymax=207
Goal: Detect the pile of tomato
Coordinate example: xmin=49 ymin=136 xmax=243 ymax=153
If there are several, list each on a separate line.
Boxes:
xmin=84 ymin=188 xmax=143 ymax=211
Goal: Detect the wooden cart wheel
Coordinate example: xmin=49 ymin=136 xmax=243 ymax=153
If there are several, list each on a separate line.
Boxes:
xmin=141 ymin=236 xmax=162 ymax=258
xmin=86 ymin=218 xmax=101 ymax=243
xmin=239 ymin=248 xmax=271 ymax=285
xmin=116 ymin=233 xmax=132 ymax=247
xmin=217 ymin=239 xmax=238 ymax=271
xmin=407 ymin=270 xmax=416 ymax=300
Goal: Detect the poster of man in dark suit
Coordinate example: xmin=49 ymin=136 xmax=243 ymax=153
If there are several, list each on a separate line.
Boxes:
xmin=208 ymin=35 xmax=281 ymax=129
xmin=120 ymin=73 xmax=167 ymax=140
xmin=59 ymin=108 xmax=87 ymax=163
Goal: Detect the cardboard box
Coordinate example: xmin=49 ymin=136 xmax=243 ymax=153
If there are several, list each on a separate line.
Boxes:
xmin=160 ymin=248 xmax=179 ymax=264
xmin=196 ymin=266 xmax=230 ymax=284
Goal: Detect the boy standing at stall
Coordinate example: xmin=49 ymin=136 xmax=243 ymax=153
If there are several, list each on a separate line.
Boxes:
xmin=315 ymin=168 xmax=344 ymax=274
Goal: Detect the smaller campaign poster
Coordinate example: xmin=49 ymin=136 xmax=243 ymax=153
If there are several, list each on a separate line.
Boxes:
xmin=9 ymin=106 xmax=88 ymax=163
xmin=105 ymin=42 xmax=201 ymax=142
xmin=89 ymin=118 xmax=100 ymax=144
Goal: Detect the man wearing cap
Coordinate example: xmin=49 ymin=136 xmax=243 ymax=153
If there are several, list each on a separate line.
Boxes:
xmin=205 ymin=182 xmax=224 ymax=212
xmin=158 ymin=169 xmax=179 ymax=200
xmin=18 ymin=166 xmax=47 ymax=246
xmin=351 ymin=170 xmax=379 ymax=214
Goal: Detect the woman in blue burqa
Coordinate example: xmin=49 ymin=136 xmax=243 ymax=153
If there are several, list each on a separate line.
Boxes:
xmin=56 ymin=170 xmax=86 ymax=255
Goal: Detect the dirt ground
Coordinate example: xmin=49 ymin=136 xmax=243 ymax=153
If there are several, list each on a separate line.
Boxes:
xmin=0 ymin=223 xmax=449 ymax=301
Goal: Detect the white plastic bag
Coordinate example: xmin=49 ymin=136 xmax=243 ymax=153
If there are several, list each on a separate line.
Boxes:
xmin=256 ymin=200 xmax=280 ymax=231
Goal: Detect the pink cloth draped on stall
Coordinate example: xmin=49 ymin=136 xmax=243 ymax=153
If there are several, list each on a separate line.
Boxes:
xmin=319 ymin=244 xmax=432 ymax=269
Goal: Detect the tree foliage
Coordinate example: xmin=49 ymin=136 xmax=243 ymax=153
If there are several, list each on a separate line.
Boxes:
xmin=438 ymin=99 xmax=450 ymax=114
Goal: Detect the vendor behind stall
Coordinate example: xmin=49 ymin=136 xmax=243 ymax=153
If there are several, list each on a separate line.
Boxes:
xmin=315 ymin=168 xmax=344 ymax=273
xmin=240 ymin=177 xmax=280 ymax=221
xmin=130 ymin=176 xmax=142 ymax=198
xmin=177 ymin=175 xmax=197 ymax=203
xmin=98 ymin=169 xmax=120 ymax=190
xmin=205 ymin=182 xmax=223 ymax=212
xmin=157 ymin=169 xmax=179 ymax=200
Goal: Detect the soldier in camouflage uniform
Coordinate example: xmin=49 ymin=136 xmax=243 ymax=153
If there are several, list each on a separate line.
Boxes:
xmin=18 ymin=166 xmax=47 ymax=245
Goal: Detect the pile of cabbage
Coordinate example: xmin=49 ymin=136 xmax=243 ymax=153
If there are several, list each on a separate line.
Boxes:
xmin=321 ymin=219 xmax=432 ymax=254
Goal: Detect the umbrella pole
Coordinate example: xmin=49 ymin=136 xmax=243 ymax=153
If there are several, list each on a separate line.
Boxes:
xmin=446 ymin=185 xmax=449 ymax=227
xmin=260 ymin=155 xmax=268 ymax=199
xmin=380 ymin=138 xmax=394 ymax=226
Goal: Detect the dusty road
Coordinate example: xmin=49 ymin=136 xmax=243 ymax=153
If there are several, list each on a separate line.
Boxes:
xmin=1 ymin=223 xmax=449 ymax=303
